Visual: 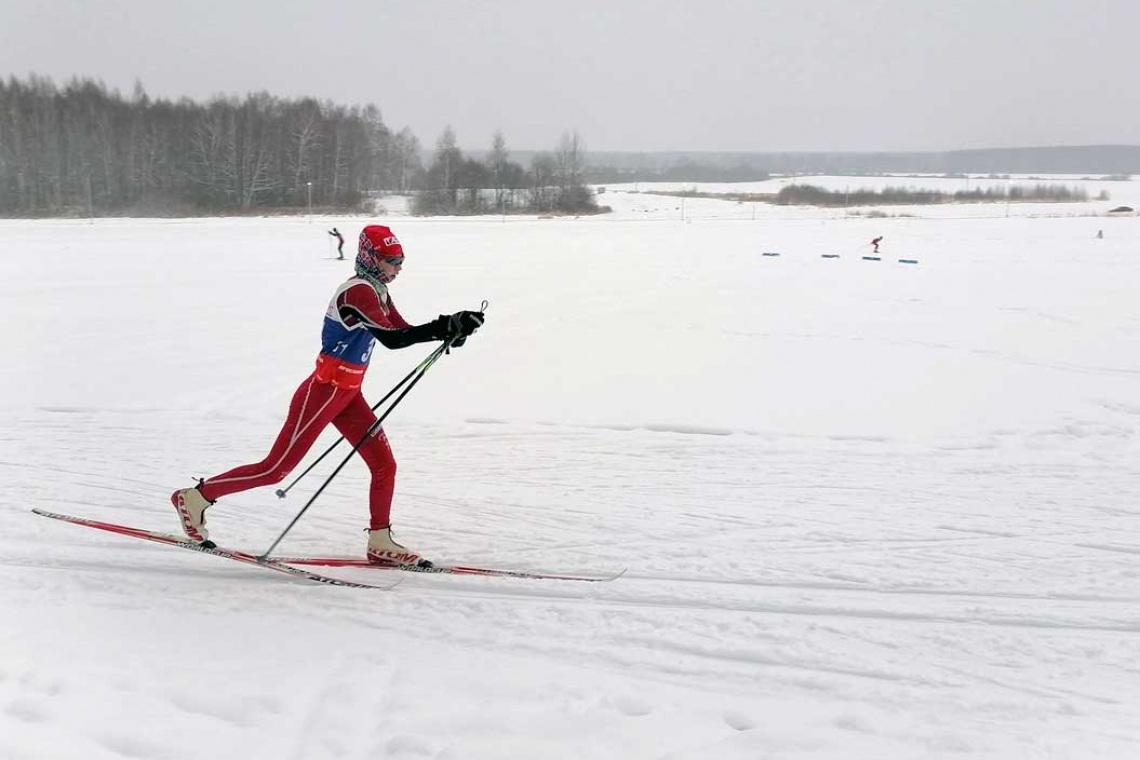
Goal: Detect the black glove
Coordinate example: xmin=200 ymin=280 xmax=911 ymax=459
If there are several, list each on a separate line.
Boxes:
xmin=425 ymin=314 xmax=451 ymax=341
xmin=446 ymin=310 xmax=485 ymax=347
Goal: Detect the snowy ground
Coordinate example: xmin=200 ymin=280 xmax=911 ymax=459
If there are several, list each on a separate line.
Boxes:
xmin=2 ymin=186 xmax=1139 ymax=759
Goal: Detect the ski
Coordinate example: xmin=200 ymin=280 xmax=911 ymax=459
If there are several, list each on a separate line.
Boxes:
xmin=31 ymin=509 xmax=399 ymax=590
xmin=275 ymin=555 xmax=625 ymax=582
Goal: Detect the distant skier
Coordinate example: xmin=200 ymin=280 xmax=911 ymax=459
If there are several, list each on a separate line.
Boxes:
xmin=871 ymin=236 xmax=883 ymax=253
xmin=329 ymin=227 xmax=345 ymax=259
xmin=171 ymin=225 xmax=485 ymax=566
xmin=1096 ymin=229 xmax=1104 ymax=239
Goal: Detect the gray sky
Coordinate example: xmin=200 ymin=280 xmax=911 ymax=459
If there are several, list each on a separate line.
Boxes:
xmin=2 ymin=0 xmax=1137 ymax=153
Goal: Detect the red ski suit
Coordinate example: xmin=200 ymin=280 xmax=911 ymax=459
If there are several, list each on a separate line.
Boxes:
xmin=199 ymin=280 xmax=409 ymax=530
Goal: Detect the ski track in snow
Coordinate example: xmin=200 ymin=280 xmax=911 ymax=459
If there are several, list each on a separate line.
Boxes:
xmin=2 ymin=187 xmax=1140 ymax=759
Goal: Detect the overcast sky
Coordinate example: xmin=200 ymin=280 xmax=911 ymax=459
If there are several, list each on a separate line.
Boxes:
xmin=2 ymin=0 xmax=1137 ymax=153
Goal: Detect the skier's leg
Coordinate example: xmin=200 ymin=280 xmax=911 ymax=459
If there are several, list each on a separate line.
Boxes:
xmin=193 ymin=375 xmax=348 ymax=501
xmin=330 ymin=393 xmax=397 ymax=530
xmin=331 ymin=393 xmax=422 ymax=565
xmin=171 ymin=375 xmax=349 ymax=541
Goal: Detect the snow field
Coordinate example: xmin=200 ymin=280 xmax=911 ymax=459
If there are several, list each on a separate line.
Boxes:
xmin=1 ymin=188 xmax=1139 ymax=758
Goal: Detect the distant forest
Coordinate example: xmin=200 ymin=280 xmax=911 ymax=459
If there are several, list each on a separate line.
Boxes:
xmin=578 ymin=147 xmax=1140 ymax=178
xmin=645 ymin=183 xmax=1099 ymax=206
xmin=773 ymin=183 xmax=1095 ymax=206
xmin=2 ymin=74 xmax=1138 ymax=218
xmin=0 ymin=75 xmax=600 ymax=217
xmin=584 ymin=162 xmax=771 ymax=184
xmin=411 ymin=127 xmax=603 ymax=216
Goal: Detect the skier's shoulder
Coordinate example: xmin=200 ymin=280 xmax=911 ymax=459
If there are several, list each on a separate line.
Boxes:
xmin=335 ymin=277 xmax=389 ymax=308
xmin=334 ymin=276 xmax=371 ymax=297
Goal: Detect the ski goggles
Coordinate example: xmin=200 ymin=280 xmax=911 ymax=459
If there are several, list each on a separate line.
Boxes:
xmin=384 ymin=256 xmax=404 ymax=266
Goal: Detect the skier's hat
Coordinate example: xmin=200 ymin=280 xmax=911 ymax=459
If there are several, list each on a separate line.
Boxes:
xmin=359 ymin=224 xmax=404 ymax=262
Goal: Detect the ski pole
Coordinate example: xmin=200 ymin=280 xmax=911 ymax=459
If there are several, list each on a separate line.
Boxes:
xmin=274 ymin=345 xmax=444 ymax=499
xmin=257 ymin=337 xmax=456 ymax=561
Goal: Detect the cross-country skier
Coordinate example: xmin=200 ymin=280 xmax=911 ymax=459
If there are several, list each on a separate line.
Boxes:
xmin=329 ymin=227 xmax=345 ymax=259
xmin=170 ymin=225 xmax=485 ymax=566
xmin=871 ymin=236 xmax=883 ymax=253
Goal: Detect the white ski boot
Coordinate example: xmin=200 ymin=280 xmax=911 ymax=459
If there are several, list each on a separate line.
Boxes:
xmin=367 ymin=526 xmax=428 ymax=567
xmin=170 ymin=481 xmax=214 ymax=543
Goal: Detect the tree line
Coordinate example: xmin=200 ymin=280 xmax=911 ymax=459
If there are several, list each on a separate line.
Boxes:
xmin=585 ymin=161 xmax=770 ymax=184
xmin=0 ymin=75 xmax=424 ymax=215
xmin=412 ymin=127 xmax=601 ymax=216
xmin=774 ymin=183 xmax=1094 ymax=207
xmin=0 ymin=74 xmax=600 ymax=217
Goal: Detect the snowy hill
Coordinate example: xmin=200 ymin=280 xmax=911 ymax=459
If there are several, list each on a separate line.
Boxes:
xmin=2 ymin=189 xmax=1139 ymax=759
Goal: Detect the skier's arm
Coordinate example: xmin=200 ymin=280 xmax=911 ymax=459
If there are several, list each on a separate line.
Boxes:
xmin=337 ymin=284 xmax=447 ymax=349
xmin=386 ymin=297 xmax=412 ymax=330
xmin=368 ymin=317 xmax=449 ymax=349
xmin=376 ymin=309 xmax=485 ymax=348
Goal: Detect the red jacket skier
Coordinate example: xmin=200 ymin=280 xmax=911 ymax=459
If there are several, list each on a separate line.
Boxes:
xmin=170 ymin=225 xmax=484 ymax=566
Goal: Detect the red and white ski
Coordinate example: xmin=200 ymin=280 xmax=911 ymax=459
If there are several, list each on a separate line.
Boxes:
xmin=275 ymin=555 xmax=625 ymax=582
xmin=31 ymin=509 xmax=399 ymax=590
